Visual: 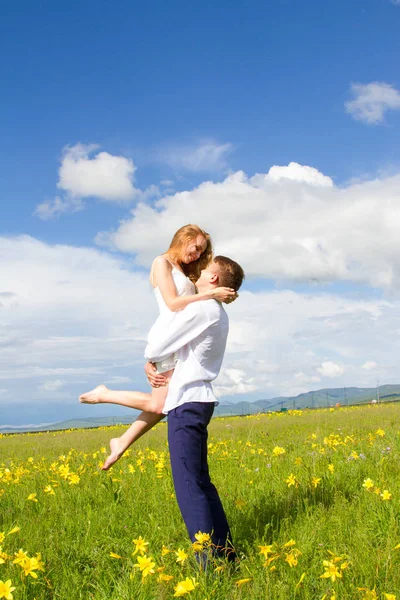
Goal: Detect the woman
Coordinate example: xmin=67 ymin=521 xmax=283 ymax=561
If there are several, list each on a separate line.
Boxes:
xmin=79 ymin=224 xmax=236 ymax=469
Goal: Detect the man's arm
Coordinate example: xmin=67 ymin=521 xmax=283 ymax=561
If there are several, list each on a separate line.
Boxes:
xmin=145 ymin=302 xmax=216 ymax=363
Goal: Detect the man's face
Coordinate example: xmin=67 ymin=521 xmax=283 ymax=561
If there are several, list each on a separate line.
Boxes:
xmin=197 ymin=261 xmax=220 ymax=289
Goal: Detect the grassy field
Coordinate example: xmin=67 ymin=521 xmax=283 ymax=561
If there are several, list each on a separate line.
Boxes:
xmin=1 ymin=404 xmax=400 ymax=599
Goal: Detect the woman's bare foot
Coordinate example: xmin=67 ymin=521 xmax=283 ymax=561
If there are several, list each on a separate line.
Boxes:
xmin=101 ymin=438 xmax=125 ymax=470
xmin=79 ymin=384 xmax=108 ymax=404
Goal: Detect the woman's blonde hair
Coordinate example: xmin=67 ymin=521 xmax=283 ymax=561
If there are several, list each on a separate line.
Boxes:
xmin=165 ymin=224 xmax=213 ymax=283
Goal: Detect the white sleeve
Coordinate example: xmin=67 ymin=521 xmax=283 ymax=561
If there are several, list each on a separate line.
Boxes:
xmin=144 ymin=303 xmax=215 ymax=362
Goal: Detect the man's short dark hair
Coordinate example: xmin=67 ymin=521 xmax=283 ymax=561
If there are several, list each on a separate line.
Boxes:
xmin=214 ymin=256 xmax=245 ymax=291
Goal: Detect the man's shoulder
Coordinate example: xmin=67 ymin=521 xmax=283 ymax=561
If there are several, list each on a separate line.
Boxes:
xmin=185 ymin=298 xmax=226 ymax=320
xmin=204 ymin=299 xmax=228 ymax=323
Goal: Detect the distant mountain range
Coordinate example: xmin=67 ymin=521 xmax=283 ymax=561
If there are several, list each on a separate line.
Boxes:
xmin=2 ymin=384 xmax=400 ymax=434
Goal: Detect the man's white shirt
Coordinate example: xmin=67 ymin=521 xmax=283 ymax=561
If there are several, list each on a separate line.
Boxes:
xmin=144 ymin=299 xmax=229 ymax=414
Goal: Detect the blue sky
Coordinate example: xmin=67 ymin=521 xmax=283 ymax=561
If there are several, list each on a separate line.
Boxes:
xmin=1 ymin=0 xmax=400 ymax=426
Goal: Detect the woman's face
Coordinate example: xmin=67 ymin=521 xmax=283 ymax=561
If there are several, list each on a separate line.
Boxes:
xmin=181 ymin=234 xmax=207 ymax=264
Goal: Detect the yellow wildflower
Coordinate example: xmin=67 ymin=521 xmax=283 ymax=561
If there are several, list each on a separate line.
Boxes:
xmin=384 ymin=594 xmax=396 ymax=600
xmin=259 ymin=544 xmax=274 ymax=557
xmin=357 ymin=588 xmax=378 ymax=600
xmin=272 ymin=446 xmax=286 ymax=456
xmin=133 ymin=555 xmax=155 ymax=578
xmin=381 ymin=489 xmax=392 ymax=501
xmin=43 ymin=485 xmax=55 ymax=495
xmin=285 ymin=552 xmax=299 ymax=567
xmin=235 ymin=578 xmax=252 ymax=586
xmin=362 ymin=478 xmax=374 ymax=490
xmin=158 ymin=573 xmax=174 ymax=582
xmin=311 ymin=477 xmax=321 ymax=488
xmin=285 ymin=473 xmax=299 ymax=488
xmin=109 ymin=552 xmax=122 ymax=559
xmin=132 ymin=536 xmax=149 ymax=556
xmin=174 ymin=577 xmax=198 ymax=596
xmin=12 ymin=550 xmax=28 ymax=565
xmin=175 ymin=548 xmax=188 ymax=564
xmin=7 ymin=527 xmax=20 ymax=536
xmin=320 ymin=560 xmax=342 ymax=582
xmin=328 ymin=464 xmax=334 ymax=474
xmin=27 ymin=494 xmax=38 ymax=502
xmin=296 ymin=572 xmax=306 ymax=587
xmin=0 ymin=580 xmax=16 ymax=600
xmin=20 ymin=555 xmax=45 ymax=579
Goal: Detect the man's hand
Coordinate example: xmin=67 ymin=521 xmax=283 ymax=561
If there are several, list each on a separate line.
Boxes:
xmin=144 ymin=361 xmax=169 ymax=388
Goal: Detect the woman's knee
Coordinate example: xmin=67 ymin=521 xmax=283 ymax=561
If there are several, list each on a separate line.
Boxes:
xmin=149 ymin=400 xmax=165 ymax=414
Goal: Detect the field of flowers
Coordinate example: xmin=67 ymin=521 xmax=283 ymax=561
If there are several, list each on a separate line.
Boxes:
xmin=1 ymin=403 xmax=400 ymax=599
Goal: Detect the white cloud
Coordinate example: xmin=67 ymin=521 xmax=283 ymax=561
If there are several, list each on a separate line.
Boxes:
xmin=345 ymin=82 xmax=400 ymax=124
xmin=294 ymin=372 xmax=321 ymax=384
xmin=159 ymin=140 xmax=234 ymax=173
xmin=34 ymin=196 xmax=84 ymax=220
xmin=34 ymin=144 xmax=158 ymax=220
xmin=39 ymin=379 xmax=65 ymax=392
xmin=317 ymin=361 xmax=344 ymax=378
xmin=58 ymin=143 xmax=137 ymax=200
xmin=362 ymin=361 xmax=377 ymax=370
xmin=0 ymin=235 xmax=156 ymax=405
xmin=268 ymin=162 xmax=333 ymax=186
xmin=98 ymin=163 xmax=400 ymax=290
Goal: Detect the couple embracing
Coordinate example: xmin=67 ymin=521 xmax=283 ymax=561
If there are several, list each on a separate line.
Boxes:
xmin=80 ymin=224 xmax=244 ymax=561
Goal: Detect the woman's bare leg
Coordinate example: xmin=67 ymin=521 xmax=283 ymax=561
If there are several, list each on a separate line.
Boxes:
xmin=102 ymin=410 xmax=165 ymax=470
xmin=79 ymin=377 xmax=171 ymax=414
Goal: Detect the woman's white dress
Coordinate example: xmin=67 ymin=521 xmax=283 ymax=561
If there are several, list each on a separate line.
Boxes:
xmin=152 ymin=265 xmax=195 ymax=373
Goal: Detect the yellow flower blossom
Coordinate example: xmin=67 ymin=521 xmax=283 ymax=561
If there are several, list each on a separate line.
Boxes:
xmin=381 ymin=489 xmax=392 ymax=501
xmin=328 ymin=464 xmax=334 ymax=474
xmin=27 ymin=493 xmax=38 ymax=502
xmin=320 ymin=560 xmax=342 ymax=582
xmin=132 ymin=536 xmax=149 ymax=556
xmin=362 ymin=478 xmax=374 ymax=490
xmin=296 ymin=572 xmax=306 ymax=587
xmin=272 ymin=446 xmax=286 ymax=456
xmin=43 ymin=485 xmax=55 ymax=496
xmin=235 ymin=578 xmax=252 ymax=586
xmin=158 ymin=573 xmax=174 ymax=582
xmin=174 ymin=577 xmax=198 ymax=596
xmin=357 ymin=588 xmax=378 ymax=600
xmin=259 ymin=544 xmax=274 ymax=557
xmin=175 ymin=548 xmax=188 ymax=564
xmin=7 ymin=527 xmax=20 ymax=536
xmin=285 ymin=473 xmax=299 ymax=488
xmin=311 ymin=477 xmax=321 ymax=488
xmin=133 ymin=554 xmax=155 ymax=578
xmin=109 ymin=552 xmax=122 ymax=559
xmin=376 ymin=428 xmax=385 ymax=437
xmin=12 ymin=550 xmax=28 ymax=565
xmin=19 ymin=555 xmax=45 ymax=579
xmin=285 ymin=552 xmax=299 ymax=567
xmin=0 ymin=580 xmax=16 ymax=600
xmin=384 ymin=594 xmax=396 ymax=600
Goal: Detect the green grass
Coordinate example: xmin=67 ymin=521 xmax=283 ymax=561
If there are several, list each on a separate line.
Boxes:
xmin=1 ymin=404 xmax=400 ymax=599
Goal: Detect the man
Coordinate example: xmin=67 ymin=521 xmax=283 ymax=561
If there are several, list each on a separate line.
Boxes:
xmin=144 ymin=255 xmax=244 ymax=560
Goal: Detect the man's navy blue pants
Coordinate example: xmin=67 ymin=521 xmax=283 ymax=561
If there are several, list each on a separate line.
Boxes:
xmin=168 ymin=402 xmax=235 ymax=559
